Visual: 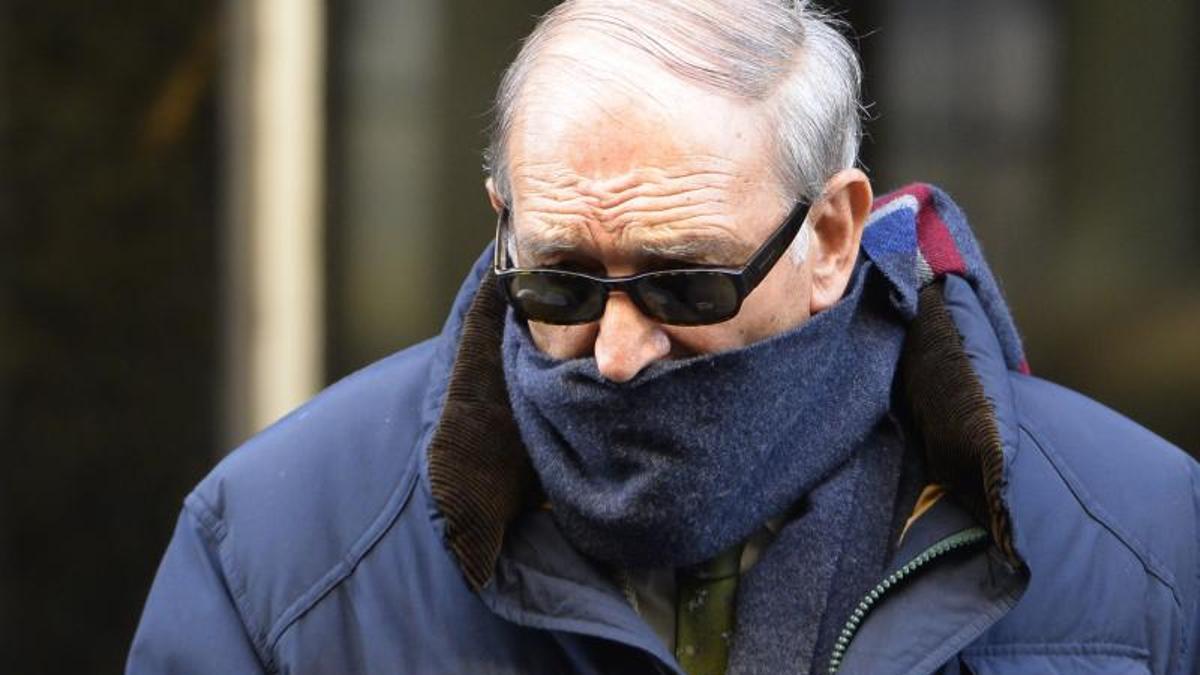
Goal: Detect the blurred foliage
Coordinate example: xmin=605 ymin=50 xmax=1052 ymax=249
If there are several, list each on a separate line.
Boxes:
xmin=0 ymin=2 xmax=220 ymax=672
xmin=869 ymin=0 xmax=1199 ymax=453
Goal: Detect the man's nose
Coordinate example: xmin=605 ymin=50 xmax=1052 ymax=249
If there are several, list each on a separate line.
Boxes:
xmin=593 ymin=293 xmax=671 ymax=383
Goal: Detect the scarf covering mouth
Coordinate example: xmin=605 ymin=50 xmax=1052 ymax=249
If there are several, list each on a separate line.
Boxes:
xmin=502 ymin=257 xmax=907 ymax=568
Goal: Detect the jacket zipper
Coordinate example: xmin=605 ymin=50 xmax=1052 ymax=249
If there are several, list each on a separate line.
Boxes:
xmin=826 ymin=526 xmax=989 ymax=674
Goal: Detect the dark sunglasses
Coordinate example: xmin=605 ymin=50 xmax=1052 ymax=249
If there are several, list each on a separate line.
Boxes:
xmin=493 ymin=200 xmax=810 ymax=326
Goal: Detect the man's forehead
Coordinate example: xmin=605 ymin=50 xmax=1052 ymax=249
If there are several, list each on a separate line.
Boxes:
xmin=510 ymin=150 xmax=750 ymax=223
xmin=505 ymin=131 xmax=780 ymax=266
xmin=513 ymin=218 xmax=757 ymax=265
xmin=511 ymin=159 xmax=742 ymax=205
xmin=502 ymin=31 xmax=782 ymax=266
xmin=506 ymin=90 xmax=770 ymax=225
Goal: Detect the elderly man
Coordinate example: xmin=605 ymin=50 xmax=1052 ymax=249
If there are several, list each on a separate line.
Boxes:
xmin=128 ymin=1 xmax=1199 ymax=674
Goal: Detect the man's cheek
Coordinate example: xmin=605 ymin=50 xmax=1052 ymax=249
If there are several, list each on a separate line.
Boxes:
xmin=529 ymin=322 xmax=598 ymax=359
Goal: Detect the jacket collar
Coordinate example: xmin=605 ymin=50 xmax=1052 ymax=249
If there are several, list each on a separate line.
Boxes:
xmin=423 ymin=262 xmax=540 ymax=591
xmin=899 ymin=276 xmax=1019 ymax=562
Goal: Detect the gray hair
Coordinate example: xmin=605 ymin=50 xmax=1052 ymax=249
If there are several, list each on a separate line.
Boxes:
xmin=484 ymin=0 xmax=864 ymax=213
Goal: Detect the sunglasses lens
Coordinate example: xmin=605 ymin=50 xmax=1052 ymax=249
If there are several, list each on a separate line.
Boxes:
xmin=634 ymin=272 xmax=740 ymax=325
xmin=504 ymin=272 xmax=606 ymax=324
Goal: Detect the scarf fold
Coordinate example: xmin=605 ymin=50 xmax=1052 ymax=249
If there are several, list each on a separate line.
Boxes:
xmin=729 ymin=420 xmax=908 ymax=674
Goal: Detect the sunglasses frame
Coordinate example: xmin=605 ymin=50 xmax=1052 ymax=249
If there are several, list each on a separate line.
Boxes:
xmin=493 ymin=199 xmax=811 ymax=326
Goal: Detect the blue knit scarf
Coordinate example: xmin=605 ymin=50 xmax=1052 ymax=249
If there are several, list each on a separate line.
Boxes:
xmin=503 ymin=258 xmax=905 ymax=568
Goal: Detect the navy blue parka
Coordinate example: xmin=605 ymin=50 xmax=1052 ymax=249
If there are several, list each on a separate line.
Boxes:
xmin=128 ymin=190 xmax=1200 ymax=674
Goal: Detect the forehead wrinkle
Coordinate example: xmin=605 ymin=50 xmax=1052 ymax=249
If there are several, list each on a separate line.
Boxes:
xmin=513 ymin=164 xmax=760 ymax=266
xmin=516 ymin=164 xmax=585 ymax=192
xmin=590 ymin=175 xmax=736 ymax=213
xmin=520 ymin=193 xmax=596 ymax=221
xmin=587 ymin=159 xmax=740 ymax=198
xmin=515 ymin=204 xmax=754 ymax=265
xmin=597 ymin=189 xmax=730 ymax=226
xmin=605 ymin=206 xmax=733 ymax=247
xmin=512 ymin=164 xmax=595 ymax=214
xmin=516 ymin=164 xmax=742 ymax=222
xmin=515 ymin=162 xmax=742 ymax=225
xmin=662 ymin=159 xmax=742 ymax=179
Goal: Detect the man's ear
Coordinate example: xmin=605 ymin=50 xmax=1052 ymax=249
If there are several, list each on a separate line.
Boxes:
xmin=808 ymin=168 xmax=873 ymax=313
xmin=485 ymin=177 xmax=506 ymax=214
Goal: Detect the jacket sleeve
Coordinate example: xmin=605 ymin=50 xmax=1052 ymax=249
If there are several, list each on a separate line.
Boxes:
xmin=126 ymin=503 xmax=267 ymax=675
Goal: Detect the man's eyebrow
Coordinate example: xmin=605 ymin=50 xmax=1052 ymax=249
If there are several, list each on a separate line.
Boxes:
xmin=514 ymin=228 xmax=593 ymax=264
xmin=514 ymin=227 xmax=756 ymax=266
xmin=631 ymin=234 xmax=755 ymax=265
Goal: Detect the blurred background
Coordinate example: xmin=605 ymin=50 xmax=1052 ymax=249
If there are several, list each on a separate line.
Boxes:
xmin=1 ymin=0 xmax=1196 ymax=671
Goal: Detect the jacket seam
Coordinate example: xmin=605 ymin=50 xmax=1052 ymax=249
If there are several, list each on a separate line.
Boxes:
xmin=184 ymin=493 xmax=277 ymax=673
xmin=963 ymin=641 xmax=1149 ymax=658
xmin=262 ymin=449 xmax=423 ymax=651
xmin=1017 ymin=423 xmax=1182 ymax=612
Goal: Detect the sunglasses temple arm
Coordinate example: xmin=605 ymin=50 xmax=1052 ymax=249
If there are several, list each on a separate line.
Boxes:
xmin=741 ymin=202 xmax=808 ymax=291
xmin=493 ymin=208 xmax=510 ymax=270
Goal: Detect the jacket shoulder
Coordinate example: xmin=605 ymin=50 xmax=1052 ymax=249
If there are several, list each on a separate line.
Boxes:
xmin=1010 ymin=372 xmax=1197 ymax=542
xmin=185 ymin=337 xmax=443 ymax=645
xmin=1004 ymin=373 xmax=1199 ymax=664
